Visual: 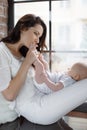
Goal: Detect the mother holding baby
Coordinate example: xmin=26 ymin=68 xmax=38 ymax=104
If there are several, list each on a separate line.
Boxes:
xmin=0 ymin=14 xmax=87 ymax=128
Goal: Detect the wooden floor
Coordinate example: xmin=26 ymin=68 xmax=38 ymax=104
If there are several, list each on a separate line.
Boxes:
xmin=65 ymin=116 xmax=87 ymax=130
xmin=65 ymin=102 xmax=87 ymax=130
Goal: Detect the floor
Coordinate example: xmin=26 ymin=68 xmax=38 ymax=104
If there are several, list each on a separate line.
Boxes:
xmin=65 ymin=116 xmax=87 ymax=130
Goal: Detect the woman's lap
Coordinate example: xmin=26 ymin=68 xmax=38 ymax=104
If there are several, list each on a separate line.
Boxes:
xmin=17 ymin=79 xmax=87 ymax=125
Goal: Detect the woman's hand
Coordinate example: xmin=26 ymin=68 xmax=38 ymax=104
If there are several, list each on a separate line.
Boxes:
xmin=24 ymin=44 xmax=38 ymax=67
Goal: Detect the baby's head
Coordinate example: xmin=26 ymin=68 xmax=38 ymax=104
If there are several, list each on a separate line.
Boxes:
xmin=68 ymin=62 xmax=87 ymax=81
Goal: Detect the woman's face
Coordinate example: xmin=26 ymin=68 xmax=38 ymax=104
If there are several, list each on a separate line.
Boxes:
xmin=20 ymin=24 xmax=43 ymax=49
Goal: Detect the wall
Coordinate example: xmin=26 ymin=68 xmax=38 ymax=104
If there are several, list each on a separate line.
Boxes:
xmin=0 ymin=0 xmax=8 ymax=40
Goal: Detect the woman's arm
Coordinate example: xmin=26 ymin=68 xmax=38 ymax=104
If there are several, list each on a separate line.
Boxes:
xmin=2 ymin=50 xmax=37 ymax=101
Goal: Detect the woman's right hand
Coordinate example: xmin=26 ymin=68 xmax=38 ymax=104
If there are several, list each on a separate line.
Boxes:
xmin=24 ymin=44 xmax=38 ymax=67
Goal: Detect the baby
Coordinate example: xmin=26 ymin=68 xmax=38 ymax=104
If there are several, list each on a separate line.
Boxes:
xmin=33 ymin=54 xmax=87 ymax=94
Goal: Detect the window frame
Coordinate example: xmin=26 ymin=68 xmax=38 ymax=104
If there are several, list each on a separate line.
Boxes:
xmin=8 ymin=0 xmax=87 ymax=70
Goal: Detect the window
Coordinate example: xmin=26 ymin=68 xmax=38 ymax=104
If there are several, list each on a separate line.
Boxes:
xmin=8 ymin=0 xmax=87 ymax=72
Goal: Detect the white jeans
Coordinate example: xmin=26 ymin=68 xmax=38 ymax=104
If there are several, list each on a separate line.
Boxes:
xmin=15 ymin=79 xmax=87 ymax=125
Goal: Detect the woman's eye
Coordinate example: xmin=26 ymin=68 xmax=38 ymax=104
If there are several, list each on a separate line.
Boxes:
xmin=34 ymin=32 xmax=38 ymax=36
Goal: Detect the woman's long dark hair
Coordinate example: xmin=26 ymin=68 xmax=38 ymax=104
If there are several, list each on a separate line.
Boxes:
xmin=1 ymin=14 xmax=47 ymax=52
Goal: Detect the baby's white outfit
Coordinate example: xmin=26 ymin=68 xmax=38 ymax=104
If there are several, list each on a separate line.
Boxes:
xmin=33 ymin=71 xmax=76 ymax=94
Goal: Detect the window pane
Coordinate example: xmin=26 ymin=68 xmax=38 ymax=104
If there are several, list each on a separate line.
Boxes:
xmin=51 ymin=52 xmax=87 ymax=72
xmin=52 ymin=0 xmax=87 ymax=51
xmin=52 ymin=1 xmax=71 ymax=51
xmin=81 ymin=22 xmax=87 ymax=49
xmin=51 ymin=0 xmax=87 ymax=72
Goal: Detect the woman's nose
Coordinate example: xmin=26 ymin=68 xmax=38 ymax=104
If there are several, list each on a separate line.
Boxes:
xmin=36 ymin=37 xmax=39 ymax=43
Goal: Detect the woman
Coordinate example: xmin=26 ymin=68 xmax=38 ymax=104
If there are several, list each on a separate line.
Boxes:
xmin=0 ymin=14 xmax=47 ymax=124
xmin=0 ymin=14 xmax=87 ymax=126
